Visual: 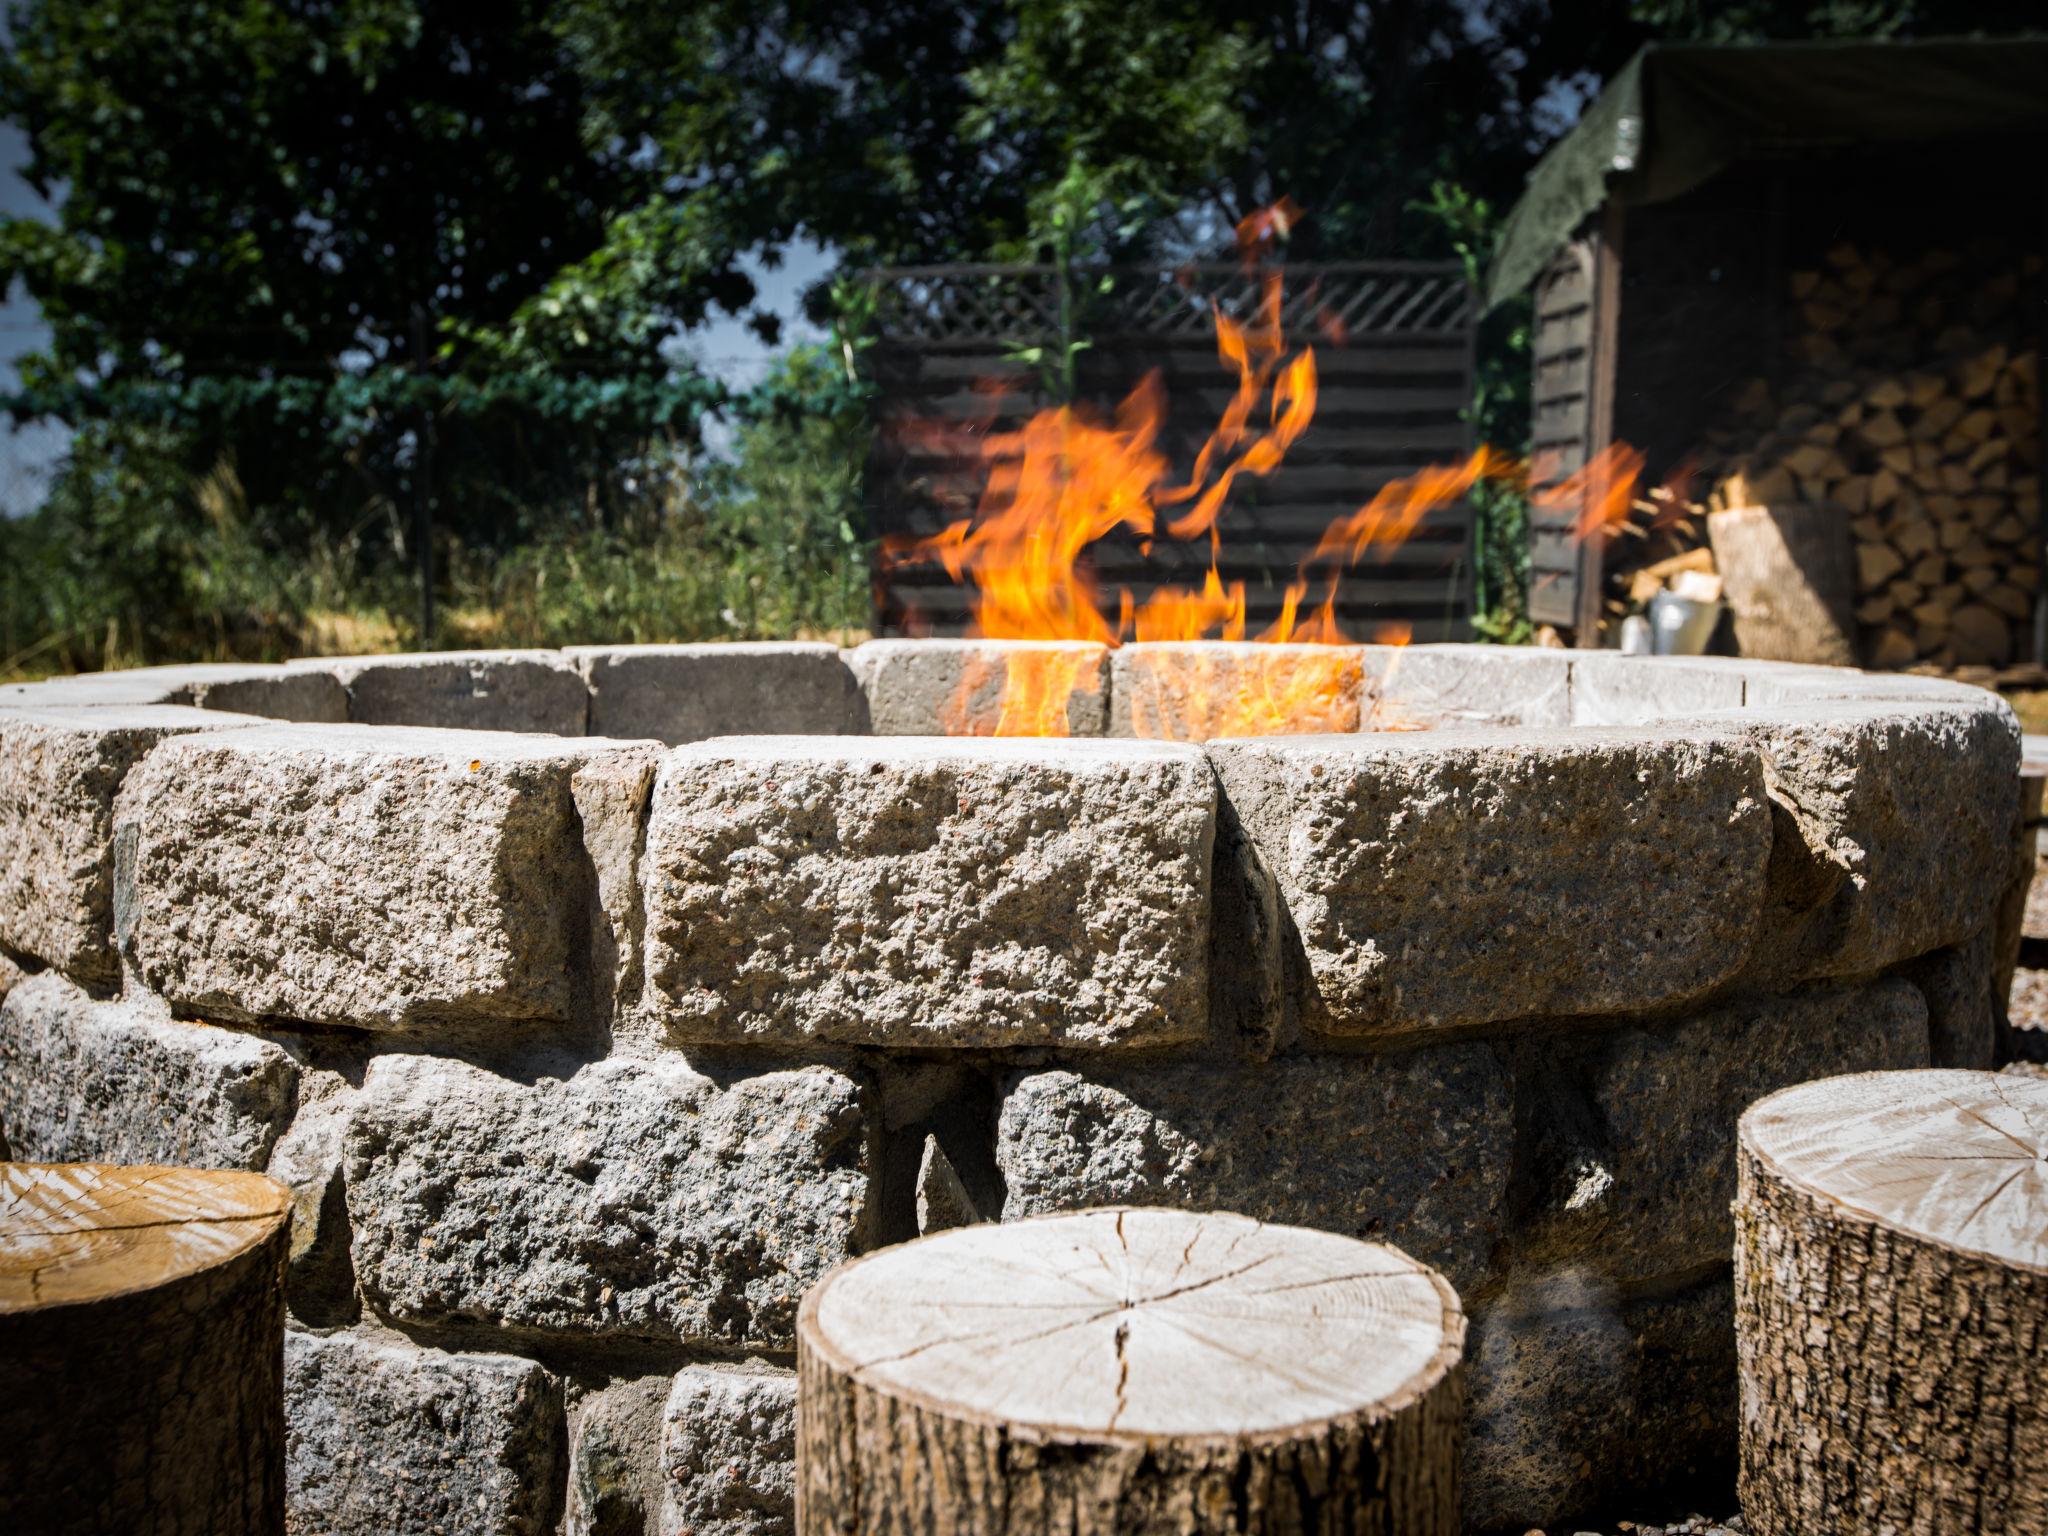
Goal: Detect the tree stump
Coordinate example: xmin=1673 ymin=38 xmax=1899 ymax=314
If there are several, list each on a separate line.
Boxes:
xmin=1735 ymin=1070 xmax=2048 ymax=1535
xmin=0 ymin=1161 xmax=292 ymax=1536
xmin=796 ymin=1206 xmax=1467 ymax=1536
xmin=1706 ymin=502 xmax=1857 ymax=665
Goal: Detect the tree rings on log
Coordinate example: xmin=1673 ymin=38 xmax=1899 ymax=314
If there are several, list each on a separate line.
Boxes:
xmin=1736 ymin=1069 xmax=2048 ymax=1535
xmin=796 ymin=1206 xmax=1467 ymax=1535
xmin=1 ymin=1162 xmax=292 ymax=1536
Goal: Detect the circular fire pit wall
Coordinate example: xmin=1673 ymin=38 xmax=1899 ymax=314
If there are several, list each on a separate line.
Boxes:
xmin=0 ymin=641 xmax=2021 ymax=1533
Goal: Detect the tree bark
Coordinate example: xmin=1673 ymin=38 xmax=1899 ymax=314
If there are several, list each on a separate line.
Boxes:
xmin=1735 ymin=1070 xmax=2048 ymax=1535
xmin=0 ymin=1161 xmax=292 ymax=1536
xmin=796 ymin=1206 xmax=1466 ymax=1536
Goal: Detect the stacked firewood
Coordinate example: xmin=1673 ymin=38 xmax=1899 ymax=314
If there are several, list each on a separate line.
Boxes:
xmin=1694 ymin=242 xmax=2041 ymax=668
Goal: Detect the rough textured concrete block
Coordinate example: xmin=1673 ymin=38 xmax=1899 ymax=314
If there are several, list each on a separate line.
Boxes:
xmin=1569 ymin=654 xmax=1747 ymax=726
xmin=1740 ymin=664 xmax=2007 ymax=710
xmin=1714 ymin=700 xmax=2020 ymax=979
xmin=0 ymin=704 xmax=249 ymax=982
xmin=565 ymin=1376 xmax=671 ymax=1536
xmin=1208 ymin=727 xmax=1771 ymax=1037
xmin=345 ymin=1054 xmax=873 ymax=1349
xmin=298 ymin=650 xmax=590 ymax=734
xmin=1510 ymin=977 xmax=1930 ymax=1286
xmin=997 ymin=1045 xmax=1512 ymax=1295
xmin=658 ymin=1363 xmax=797 ymax=1536
xmin=122 ymin=724 xmax=653 ymax=1031
xmin=0 ymin=664 xmax=347 ymax=720
xmin=847 ymin=638 xmax=1109 ymax=737
xmin=1109 ymin=641 xmax=1364 ymax=739
xmin=643 ymin=737 xmax=1215 ymax=1049
xmin=1463 ymin=1272 xmax=1734 ymax=1532
xmin=1362 ymin=643 xmax=1572 ymax=729
xmin=285 ymin=1327 xmax=562 ymax=1536
xmin=1904 ymin=927 xmax=2000 ymax=1069
xmin=265 ymin=1045 xmax=363 ymax=1326
xmin=0 ymin=674 xmax=190 ymax=709
xmin=0 ymin=970 xmax=296 ymax=1170
xmin=175 ymin=664 xmax=351 ymax=722
xmin=568 ymin=642 xmax=865 ymax=744
xmin=569 ymin=746 xmax=663 ymax=1027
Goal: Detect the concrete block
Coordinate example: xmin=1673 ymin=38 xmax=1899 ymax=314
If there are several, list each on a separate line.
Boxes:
xmin=1903 ymin=928 xmax=2000 ymax=1069
xmin=1569 ymin=654 xmax=1747 ymax=726
xmin=1362 ymin=642 xmax=1573 ymax=729
xmin=997 ymin=1044 xmax=1513 ymax=1295
xmin=1714 ymin=699 xmax=2020 ymax=979
xmin=0 ymin=664 xmax=346 ymax=720
xmin=1463 ymin=1273 xmax=1735 ymax=1532
xmin=657 ymin=1363 xmax=796 ymax=1536
xmin=0 ymin=970 xmax=296 ymax=1171
xmin=1109 ymin=641 xmax=1364 ymax=739
xmin=345 ymin=1053 xmax=874 ymax=1350
xmin=297 ymin=650 xmax=590 ymax=734
xmin=121 ymin=724 xmax=655 ymax=1031
xmin=1207 ymin=727 xmax=1771 ymax=1037
xmin=176 ymin=664 xmax=351 ymax=722
xmin=0 ymin=704 xmax=251 ymax=982
xmin=569 ymin=642 xmax=866 ymax=745
xmin=1740 ymin=664 xmax=2011 ymax=711
xmin=285 ymin=1327 xmax=562 ymax=1536
xmin=643 ymin=737 xmax=1215 ymax=1049
xmin=847 ymin=638 xmax=1109 ymax=737
xmin=1510 ymin=977 xmax=1930 ymax=1286
xmin=265 ymin=1044 xmax=363 ymax=1326
xmin=569 ymin=746 xmax=663 ymax=1026
xmin=565 ymin=1376 xmax=671 ymax=1536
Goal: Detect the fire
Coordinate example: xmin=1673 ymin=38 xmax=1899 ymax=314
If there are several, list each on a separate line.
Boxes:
xmin=1531 ymin=444 xmax=1649 ymax=544
xmin=884 ymin=202 xmax=1646 ymax=741
xmin=938 ymin=645 xmax=1104 ymax=738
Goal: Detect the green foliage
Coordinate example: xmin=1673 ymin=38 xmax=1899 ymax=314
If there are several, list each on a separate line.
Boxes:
xmin=1627 ymin=0 xmax=1918 ymax=41
xmin=966 ymin=0 xmax=1262 ymax=263
xmin=0 ymin=424 xmax=331 ymax=673
xmin=7 ymin=0 xmax=2045 ymax=670
xmin=0 ymin=345 xmax=873 ymax=676
xmin=431 ymin=348 xmax=874 ymax=647
xmin=1411 ymin=179 xmax=1533 ymax=640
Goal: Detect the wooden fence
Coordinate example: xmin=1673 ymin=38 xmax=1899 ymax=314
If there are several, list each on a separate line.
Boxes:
xmin=862 ymin=261 xmax=1478 ymax=639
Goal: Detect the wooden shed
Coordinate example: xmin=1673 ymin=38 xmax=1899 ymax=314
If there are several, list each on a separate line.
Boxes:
xmin=862 ymin=261 xmax=1478 ymax=639
xmin=1495 ymin=38 xmax=2048 ymax=659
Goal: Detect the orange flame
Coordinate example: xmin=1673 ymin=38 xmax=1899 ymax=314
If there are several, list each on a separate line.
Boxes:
xmin=1307 ymin=448 xmax=1522 ymax=569
xmin=1531 ymin=443 xmax=1647 ymax=544
xmin=886 ymin=200 xmax=1650 ymax=740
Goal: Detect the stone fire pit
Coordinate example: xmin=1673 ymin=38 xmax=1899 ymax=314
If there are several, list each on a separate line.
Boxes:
xmin=0 ymin=641 xmax=2020 ymax=1533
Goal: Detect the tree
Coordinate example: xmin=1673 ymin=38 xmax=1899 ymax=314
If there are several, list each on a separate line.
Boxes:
xmin=0 ymin=0 xmax=775 ymax=624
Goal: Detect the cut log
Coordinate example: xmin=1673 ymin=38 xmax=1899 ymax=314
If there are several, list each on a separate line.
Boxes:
xmin=1735 ymin=1070 xmax=2048 ymax=1536
xmin=1708 ymin=504 xmax=1857 ymax=665
xmin=0 ymin=1162 xmax=291 ymax=1536
xmin=796 ymin=1207 xmax=1467 ymax=1536
xmin=1950 ymin=603 xmax=2014 ymax=665
xmin=1856 ymin=542 xmax=1905 ymax=591
xmin=1869 ymin=627 xmax=1917 ymax=668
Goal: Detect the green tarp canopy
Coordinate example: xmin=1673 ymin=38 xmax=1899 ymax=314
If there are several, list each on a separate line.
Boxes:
xmin=1485 ymin=36 xmax=2048 ymax=312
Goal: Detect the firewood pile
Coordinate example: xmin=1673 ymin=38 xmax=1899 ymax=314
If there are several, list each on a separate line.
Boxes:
xmin=1691 ymin=241 xmax=2042 ymax=669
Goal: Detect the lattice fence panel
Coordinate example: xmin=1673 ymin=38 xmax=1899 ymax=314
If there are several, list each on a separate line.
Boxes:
xmin=865 ymin=261 xmax=1477 ymax=639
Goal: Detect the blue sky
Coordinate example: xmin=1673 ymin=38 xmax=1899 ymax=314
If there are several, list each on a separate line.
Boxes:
xmin=0 ymin=121 xmax=67 ymax=514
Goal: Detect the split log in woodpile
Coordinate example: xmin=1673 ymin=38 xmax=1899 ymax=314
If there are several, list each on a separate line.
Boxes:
xmin=1694 ymin=242 xmax=2043 ymax=669
xmin=796 ymin=1207 xmax=1468 ymax=1536
xmin=0 ymin=1161 xmax=292 ymax=1536
xmin=1734 ymin=1070 xmax=2048 ymax=1536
